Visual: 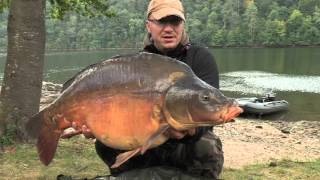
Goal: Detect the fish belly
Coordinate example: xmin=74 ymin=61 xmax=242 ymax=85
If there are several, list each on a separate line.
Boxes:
xmin=82 ymin=94 xmax=164 ymax=150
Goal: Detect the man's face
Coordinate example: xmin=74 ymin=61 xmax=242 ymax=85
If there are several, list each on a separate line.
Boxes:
xmin=146 ymin=15 xmax=184 ymax=52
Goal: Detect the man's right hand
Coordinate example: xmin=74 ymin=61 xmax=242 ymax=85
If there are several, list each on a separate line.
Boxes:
xmin=80 ymin=124 xmax=95 ymax=139
xmin=61 ymin=122 xmax=95 ymax=139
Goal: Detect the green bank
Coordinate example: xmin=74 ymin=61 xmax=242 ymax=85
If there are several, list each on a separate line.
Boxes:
xmin=1 ymin=137 xmax=319 ymax=180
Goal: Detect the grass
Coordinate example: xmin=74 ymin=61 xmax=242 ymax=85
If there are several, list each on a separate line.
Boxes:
xmin=221 ymin=159 xmax=320 ymax=180
xmin=0 ymin=137 xmax=108 ymax=180
xmin=0 ymin=137 xmax=319 ymax=180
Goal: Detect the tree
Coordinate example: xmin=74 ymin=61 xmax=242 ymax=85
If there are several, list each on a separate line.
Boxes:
xmin=276 ymin=0 xmax=299 ymax=8
xmin=313 ymin=6 xmax=320 ymax=30
xmin=244 ymin=1 xmax=258 ymax=44
xmin=222 ymin=0 xmax=241 ymax=29
xmin=287 ymin=9 xmax=304 ymax=44
xmin=255 ymin=0 xmax=274 ymax=17
xmin=262 ymin=19 xmax=286 ymax=45
xmin=298 ymin=0 xmax=320 ymax=16
xmin=299 ymin=15 xmax=320 ymax=44
xmin=226 ymin=27 xmax=244 ymax=46
xmin=211 ymin=29 xmax=226 ymax=46
xmin=2 ymin=0 xmax=320 ymax=67
xmin=0 ymin=0 xmax=113 ymax=144
xmin=128 ymin=18 xmax=145 ymax=48
xmin=0 ymin=0 xmax=46 ymax=144
xmin=267 ymin=3 xmax=290 ymax=21
xmin=0 ymin=0 xmax=9 ymax=13
xmin=312 ymin=6 xmax=320 ymax=44
xmin=207 ymin=9 xmax=224 ymax=46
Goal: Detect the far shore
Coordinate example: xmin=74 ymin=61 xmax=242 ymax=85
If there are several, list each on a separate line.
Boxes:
xmin=1 ymin=45 xmax=320 ymax=55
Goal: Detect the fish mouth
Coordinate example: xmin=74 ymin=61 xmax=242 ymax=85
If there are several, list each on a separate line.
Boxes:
xmin=221 ymin=106 xmax=243 ymax=122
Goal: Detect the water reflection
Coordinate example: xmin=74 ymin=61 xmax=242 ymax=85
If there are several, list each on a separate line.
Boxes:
xmin=221 ymin=71 xmax=320 ymax=122
xmin=221 ymin=71 xmax=320 ymax=94
xmin=214 ymin=47 xmax=320 ymax=76
xmin=44 ymin=49 xmax=136 ymax=83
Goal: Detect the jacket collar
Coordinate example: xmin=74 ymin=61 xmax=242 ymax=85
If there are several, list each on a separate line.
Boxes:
xmin=143 ymin=43 xmax=190 ymax=60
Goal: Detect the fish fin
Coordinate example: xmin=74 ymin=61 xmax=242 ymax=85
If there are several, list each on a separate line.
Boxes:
xmin=111 ymin=148 xmax=141 ymax=169
xmin=37 ymin=121 xmax=62 ymax=166
xmin=26 ymin=111 xmax=45 ymax=139
xmin=141 ymin=124 xmax=170 ymax=155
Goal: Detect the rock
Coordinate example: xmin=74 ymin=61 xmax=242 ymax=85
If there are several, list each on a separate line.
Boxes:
xmin=40 ymin=82 xmax=62 ymax=108
xmin=281 ymin=128 xmax=290 ymax=134
xmin=42 ymin=81 xmax=62 ymax=92
xmin=269 ymin=161 xmax=277 ymax=167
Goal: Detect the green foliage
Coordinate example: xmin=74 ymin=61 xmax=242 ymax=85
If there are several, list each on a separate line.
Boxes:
xmin=287 ymin=9 xmax=304 ymax=44
xmin=211 ymin=29 xmax=226 ymax=46
xmin=0 ymin=0 xmax=10 ymax=13
xmin=0 ymin=123 xmax=16 ymax=146
xmin=267 ymin=3 xmax=290 ymax=21
xmin=49 ymin=0 xmax=115 ymax=20
xmin=222 ymin=0 xmax=242 ymax=29
xmin=263 ymin=19 xmax=286 ymax=45
xmin=226 ymin=27 xmax=245 ymax=46
xmin=1 ymin=0 xmax=320 ymax=50
xmin=313 ymin=6 xmax=320 ymax=29
xmin=244 ymin=2 xmax=258 ymax=44
xmin=298 ymin=0 xmax=320 ymax=15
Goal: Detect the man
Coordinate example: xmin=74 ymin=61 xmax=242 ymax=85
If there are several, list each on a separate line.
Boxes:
xmin=94 ymin=0 xmax=224 ymax=179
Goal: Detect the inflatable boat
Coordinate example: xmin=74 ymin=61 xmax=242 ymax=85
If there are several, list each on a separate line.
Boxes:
xmin=236 ymin=93 xmax=289 ymax=115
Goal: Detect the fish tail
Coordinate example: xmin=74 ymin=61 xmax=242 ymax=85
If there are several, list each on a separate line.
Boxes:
xmin=26 ymin=109 xmax=61 ymax=165
xmin=37 ymin=119 xmax=61 ymax=166
xmin=26 ymin=111 xmax=46 ymax=139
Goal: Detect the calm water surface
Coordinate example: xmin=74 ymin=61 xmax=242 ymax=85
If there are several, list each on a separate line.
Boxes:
xmin=214 ymin=48 xmax=320 ymax=122
xmin=0 ymin=47 xmax=319 ymax=121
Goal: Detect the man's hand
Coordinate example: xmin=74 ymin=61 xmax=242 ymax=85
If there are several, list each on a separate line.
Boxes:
xmin=80 ymin=124 xmax=95 ymax=139
xmin=164 ymin=128 xmax=196 ymax=139
xmin=71 ymin=122 xmax=95 ymax=139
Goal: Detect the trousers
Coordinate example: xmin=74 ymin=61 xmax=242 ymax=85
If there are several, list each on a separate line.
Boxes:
xmin=95 ymin=131 xmax=224 ymax=179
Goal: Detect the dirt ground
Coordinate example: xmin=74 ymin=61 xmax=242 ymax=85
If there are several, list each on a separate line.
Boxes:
xmin=41 ymin=82 xmax=320 ymax=169
xmin=214 ymin=118 xmax=320 ymax=169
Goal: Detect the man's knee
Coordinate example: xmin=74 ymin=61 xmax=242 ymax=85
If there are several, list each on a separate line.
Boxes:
xmin=95 ymin=140 xmax=127 ymax=175
xmin=190 ymin=131 xmax=224 ymax=179
xmin=194 ymin=131 xmax=223 ymax=158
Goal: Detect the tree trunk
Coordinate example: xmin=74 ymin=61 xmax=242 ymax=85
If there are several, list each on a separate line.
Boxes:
xmin=0 ymin=0 xmax=45 ymax=142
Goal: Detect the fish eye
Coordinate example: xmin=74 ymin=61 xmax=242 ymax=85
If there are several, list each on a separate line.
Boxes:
xmin=200 ymin=94 xmax=210 ymax=102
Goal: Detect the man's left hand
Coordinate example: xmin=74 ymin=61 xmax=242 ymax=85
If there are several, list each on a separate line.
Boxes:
xmin=164 ymin=128 xmax=196 ymax=139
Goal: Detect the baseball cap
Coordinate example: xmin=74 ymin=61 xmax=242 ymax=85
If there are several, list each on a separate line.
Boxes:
xmin=147 ymin=0 xmax=185 ymax=21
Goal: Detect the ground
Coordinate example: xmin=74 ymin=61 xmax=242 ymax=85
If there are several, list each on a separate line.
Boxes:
xmin=214 ymin=118 xmax=320 ymax=168
xmin=41 ymin=82 xmax=320 ymax=169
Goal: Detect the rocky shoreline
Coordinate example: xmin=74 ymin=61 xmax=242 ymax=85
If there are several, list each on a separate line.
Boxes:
xmin=215 ymin=118 xmax=320 ymax=168
xmin=40 ymin=82 xmax=63 ymax=109
xmin=41 ymin=82 xmax=320 ymax=169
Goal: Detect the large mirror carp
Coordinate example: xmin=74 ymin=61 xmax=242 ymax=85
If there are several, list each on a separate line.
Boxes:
xmin=26 ymin=52 xmax=242 ymax=168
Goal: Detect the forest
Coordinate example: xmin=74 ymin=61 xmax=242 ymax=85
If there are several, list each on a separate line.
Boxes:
xmin=1 ymin=0 xmax=320 ymax=51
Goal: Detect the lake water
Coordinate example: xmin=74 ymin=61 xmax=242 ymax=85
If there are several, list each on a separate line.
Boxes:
xmin=0 ymin=47 xmax=320 ymax=122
